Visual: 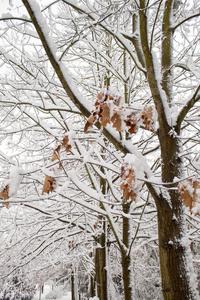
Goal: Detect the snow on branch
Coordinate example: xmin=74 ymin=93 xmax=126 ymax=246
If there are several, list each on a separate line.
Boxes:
xmin=22 ymin=0 xmax=92 ymax=118
xmin=0 ymin=166 xmax=23 ymax=208
xmin=62 ymin=0 xmax=146 ymax=74
xmin=176 ymin=85 xmax=200 ymax=132
xmin=120 ymin=154 xmax=144 ymax=202
xmin=20 ymin=0 xmax=156 ymax=169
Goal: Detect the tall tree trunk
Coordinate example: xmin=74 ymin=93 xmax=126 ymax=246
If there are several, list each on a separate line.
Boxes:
xmin=71 ymin=271 xmax=75 ymax=300
xmin=155 ymin=132 xmax=199 ymax=299
xmin=139 ymin=0 xmax=199 ymax=296
xmin=71 ymin=267 xmax=79 ymax=300
xmin=90 ymin=275 xmax=95 ymax=298
xmin=95 ymin=221 xmax=108 ymax=300
xmin=157 ymin=197 xmax=197 ymax=299
xmin=121 ymin=253 xmax=132 ymax=300
xmin=121 ymin=200 xmax=133 ymax=300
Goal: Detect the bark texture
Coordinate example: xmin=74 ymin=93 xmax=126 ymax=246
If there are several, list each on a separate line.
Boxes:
xmin=95 ymin=224 xmax=108 ymax=300
xmin=156 ymin=132 xmax=198 ymax=299
xmin=122 ymin=201 xmax=133 ymax=300
xmin=138 ymin=0 xmax=199 ymax=298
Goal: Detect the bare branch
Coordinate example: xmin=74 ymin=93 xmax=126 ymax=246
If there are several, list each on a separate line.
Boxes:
xmin=172 ymin=12 xmax=200 ymax=31
xmin=161 ymin=0 xmax=174 ymax=103
xmin=0 ymin=17 xmax=31 ymax=22
xmin=176 ymin=85 xmax=200 ymax=132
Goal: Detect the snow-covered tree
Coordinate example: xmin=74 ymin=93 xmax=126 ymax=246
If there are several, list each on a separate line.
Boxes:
xmin=0 ymin=0 xmax=200 ymax=299
xmin=0 ymin=272 xmax=35 ymax=300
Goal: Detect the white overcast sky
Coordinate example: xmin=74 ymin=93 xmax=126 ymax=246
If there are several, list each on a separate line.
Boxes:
xmin=0 ymin=0 xmax=10 ymax=13
xmin=0 ymin=0 xmax=56 ymax=16
xmin=0 ymin=0 xmax=22 ymax=15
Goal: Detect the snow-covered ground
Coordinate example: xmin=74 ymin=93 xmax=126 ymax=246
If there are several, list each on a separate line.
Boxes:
xmin=33 ymin=285 xmax=71 ymax=300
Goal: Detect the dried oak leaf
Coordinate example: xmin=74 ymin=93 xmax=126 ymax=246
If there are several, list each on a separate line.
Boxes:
xmin=0 ymin=184 xmax=10 ymax=208
xmin=42 ymin=150 xmax=59 ymax=195
xmin=179 ymin=179 xmax=200 ymax=213
xmin=62 ymin=135 xmax=72 ymax=152
xmin=42 ymin=135 xmax=72 ymax=195
xmin=42 ymin=176 xmax=56 ymax=195
xmin=120 ymin=167 xmax=137 ymax=202
xmin=141 ymin=106 xmax=155 ymax=132
xmin=126 ymin=111 xmax=140 ymax=134
xmin=84 ymin=114 xmax=96 ymax=132
xmin=100 ymin=104 xmax=111 ymax=128
xmin=111 ymin=110 xmax=123 ymax=132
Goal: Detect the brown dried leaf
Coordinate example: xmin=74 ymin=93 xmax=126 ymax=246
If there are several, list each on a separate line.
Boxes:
xmin=62 ymin=135 xmax=72 ymax=152
xmin=84 ymin=114 xmax=95 ymax=132
xmin=0 ymin=185 xmax=10 ymax=208
xmin=179 ymin=179 xmax=200 ymax=213
xmin=111 ymin=111 xmax=122 ymax=132
xmin=42 ymin=135 xmax=72 ymax=195
xmin=41 ymin=176 xmax=56 ymax=195
xmin=179 ymin=185 xmax=193 ymax=210
xmin=0 ymin=185 xmax=9 ymax=200
xmin=141 ymin=106 xmax=155 ymax=131
xmin=120 ymin=168 xmax=137 ymax=202
xmin=86 ymin=90 xmax=124 ymax=132
xmin=193 ymin=180 xmax=200 ymax=204
xmin=100 ymin=104 xmax=110 ymax=128
xmin=126 ymin=112 xmax=140 ymax=134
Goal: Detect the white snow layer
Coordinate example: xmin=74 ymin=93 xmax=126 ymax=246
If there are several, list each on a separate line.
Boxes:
xmin=7 ymin=166 xmax=23 ymax=197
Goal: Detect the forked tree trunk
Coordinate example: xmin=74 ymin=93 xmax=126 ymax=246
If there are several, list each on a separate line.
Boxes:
xmin=139 ymin=0 xmax=199 ymax=293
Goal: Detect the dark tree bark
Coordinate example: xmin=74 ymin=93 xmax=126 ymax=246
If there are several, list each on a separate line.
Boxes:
xmin=121 ymin=201 xmax=133 ymax=300
xmin=90 ymin=275 xmax=95 ymax=298
xmin=95 ymin=220 xmax=108 ymax=300
xmin=139 ymin=0 xmax=199 ymax=298
xmin=71 ymin=271 xmax=75 ymax=300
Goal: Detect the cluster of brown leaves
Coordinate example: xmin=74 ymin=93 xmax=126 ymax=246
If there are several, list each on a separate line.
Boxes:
xmin=125 ymin=106 xmax=156 ymax=134
xmin=42 ymin=135 xmax=72 ymax=195
xmin=178 ymin=179 xmax=200 ymax=214
xmin=84 ymin=91 xmax=123 ymax=132
xmin=84 ymin=90 xmax=156 ymax=134
xmin=120 ymin=165 xmax=137 ymax=202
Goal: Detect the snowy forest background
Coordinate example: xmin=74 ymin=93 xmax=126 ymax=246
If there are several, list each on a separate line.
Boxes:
xmin=0 ymin=0 xmax=200 ymax=299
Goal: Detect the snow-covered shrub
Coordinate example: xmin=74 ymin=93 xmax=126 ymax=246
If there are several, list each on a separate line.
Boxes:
xmin=45 ymin=287 xmax=63 ymax=299
xmin=0 ymin=273 xmax=36 ymax=300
